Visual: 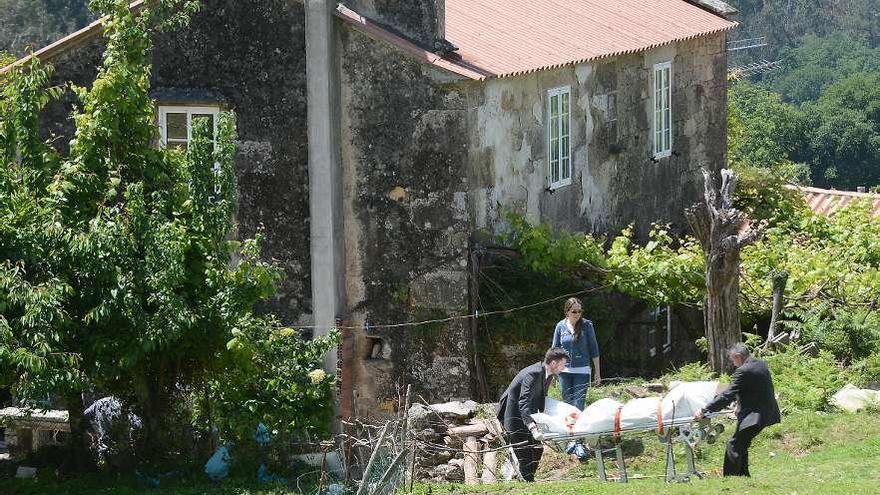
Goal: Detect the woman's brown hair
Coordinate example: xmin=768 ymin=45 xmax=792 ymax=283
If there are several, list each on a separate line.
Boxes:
xmin=564 ymin=297 xmax=584 ymax=340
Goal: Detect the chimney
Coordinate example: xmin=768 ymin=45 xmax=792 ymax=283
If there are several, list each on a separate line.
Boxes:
xmin=343 ymin=1 xmax=448 ymax=49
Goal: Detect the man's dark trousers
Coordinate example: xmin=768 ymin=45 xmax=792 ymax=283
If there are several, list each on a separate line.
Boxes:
xmin=496 ymin=361 xmax=550 ymax=482
xmin=507 ymin=427 xmax=543 ymax=481
xmin=724 ymin=423 xmax=764 ymax=476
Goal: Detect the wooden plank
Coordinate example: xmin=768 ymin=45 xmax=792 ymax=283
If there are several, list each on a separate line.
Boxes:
xmin=447 ymin=422 xmax=490 ymax=437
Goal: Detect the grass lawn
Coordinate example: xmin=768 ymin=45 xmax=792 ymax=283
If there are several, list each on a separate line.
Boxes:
xmin=414 ymin=410 xmax=880 ymax=495
xmin=2 ymin=410 xmax=878 ymax=494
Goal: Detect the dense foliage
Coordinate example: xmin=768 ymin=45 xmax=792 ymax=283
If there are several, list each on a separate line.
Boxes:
xmin=505 ymin=182 xmax=880 ymax=368
xmin=0 ymin=0 xmax=335 ymax=464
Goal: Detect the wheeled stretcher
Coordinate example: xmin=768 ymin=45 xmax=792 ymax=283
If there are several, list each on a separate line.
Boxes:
xmin=529 ymin=381 xmax=728 ymax=483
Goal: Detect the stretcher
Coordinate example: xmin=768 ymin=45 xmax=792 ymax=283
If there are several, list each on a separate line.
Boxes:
xmin=529 ymin=381 xmax=728 ymax=483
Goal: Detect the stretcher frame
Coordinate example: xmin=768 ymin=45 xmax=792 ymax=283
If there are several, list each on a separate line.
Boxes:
xmin=535 ymin=412 xmax=726 ymax=483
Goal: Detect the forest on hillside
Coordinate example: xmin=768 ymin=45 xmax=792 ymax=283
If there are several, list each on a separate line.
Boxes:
xmin=727 ymin=0 xmax=880 ymax=190
xmin=2 ymin=0 xmax=879 ymax=189
xmin=0 ymin=0 xmax=94 ymax=56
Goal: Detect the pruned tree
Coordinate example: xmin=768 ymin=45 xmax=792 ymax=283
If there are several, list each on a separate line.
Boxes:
xmin=686 ymin=168 xmax=759 ymax=373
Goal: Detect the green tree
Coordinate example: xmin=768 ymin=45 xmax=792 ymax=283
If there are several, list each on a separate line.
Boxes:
xmin=805 ymin=73 xmax=880 ymax=189
xmin=1 ymin=0 xmax=334 ymax=463
xmin=766 ymin=35 xmax=880 ymax=104
xmin=728 ymin=80 xmax=808 ymax=179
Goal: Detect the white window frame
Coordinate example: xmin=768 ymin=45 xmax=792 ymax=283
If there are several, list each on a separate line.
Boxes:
xmin=652 ymin=62 xmax=672 ymax=159
xmin=547 ymin=86 xmax=572 ymax=189
xmin=157 ymin=105 xmax=221 ymax=149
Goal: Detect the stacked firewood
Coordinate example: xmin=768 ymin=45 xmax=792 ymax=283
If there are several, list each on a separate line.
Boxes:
xmin=407 ymin=401 xmax=506 ymax=484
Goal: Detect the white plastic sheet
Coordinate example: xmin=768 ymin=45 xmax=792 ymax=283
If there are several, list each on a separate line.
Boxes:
xmin=831 ymin=383 xmax=880 ymax=412
xmin=530 ymin=381 xmax=721 ymax=436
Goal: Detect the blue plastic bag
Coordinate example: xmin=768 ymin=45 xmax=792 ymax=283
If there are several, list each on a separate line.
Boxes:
xmin=205 ymin=445 xmax=232 ymax=481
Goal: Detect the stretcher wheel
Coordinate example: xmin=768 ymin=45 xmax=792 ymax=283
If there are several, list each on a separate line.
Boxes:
xmin=706 ymin=433 xmax=717 ymax=444
xmin=714 ymin=424 xmax=725 ymax=434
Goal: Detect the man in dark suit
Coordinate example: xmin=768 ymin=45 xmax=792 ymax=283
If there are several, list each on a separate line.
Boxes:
xmin=496 ymin=347 xmax=570 ymax=481
xmin=696 ymin=343 xmax=781 ymax=476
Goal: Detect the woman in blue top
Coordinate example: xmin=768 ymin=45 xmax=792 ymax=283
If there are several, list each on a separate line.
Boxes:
xmin=551 ymin=297 xmax=601 ymax=411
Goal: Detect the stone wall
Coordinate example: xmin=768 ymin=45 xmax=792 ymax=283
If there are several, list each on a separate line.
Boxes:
xmin=343 ymin=0 xmax=441 ymax=47
xmin=339 ymin=26 xmax=474 ymax=417
xmin=466 ymin=33 xmax=729 ymax=239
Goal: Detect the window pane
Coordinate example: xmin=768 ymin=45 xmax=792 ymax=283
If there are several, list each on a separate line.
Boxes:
xmin=550 ymin=95 xmax=558 ymax=118
xmin=561 ymin=93 xmax=569 ymax=114
xmin=551 ymin=159 xmax=559 ymax=183
xmin=561 ymin=136 xmax=569 ymax=159
xmin=166 ymin=113 xmax=187 ymax=140
xmin=562 ymin=157 xmax=570 ymax=179
xmin=561 ymin=113 xmax=569 ymax=136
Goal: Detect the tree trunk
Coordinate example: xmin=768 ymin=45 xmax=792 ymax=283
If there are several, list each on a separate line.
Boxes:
xmin=64 ymin=392 xmax=93 ymax=471
xmin=686 ymin=169 xmax=758 ymax=373
xmin=767 ymin=271 xmax=789 ymax=343
xmin=704 ymin=249 xmax=743 ymax=374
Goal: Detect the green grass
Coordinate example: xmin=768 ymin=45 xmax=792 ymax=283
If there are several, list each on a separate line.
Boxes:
xmin=3 ymin=411 xmax=878 ymax=494
xmin=412 ymin=410 xmax=880 ymax=495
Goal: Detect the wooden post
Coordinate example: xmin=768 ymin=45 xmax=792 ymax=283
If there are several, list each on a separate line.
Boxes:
xmin=686 ymin=168 xmax=758 ymax=373
xmin=356 ymin=424 xmax=389 ymax=495
xmin=767 ymin=271 xmax=788 ymax=344
xmin=463 ymin=436 xmax=480 ymax=484
xmin=481 ymin=448 xmax=497 ymax=484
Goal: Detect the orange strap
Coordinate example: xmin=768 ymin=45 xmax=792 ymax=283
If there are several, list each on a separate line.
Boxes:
xmin=613 ymin=406 xmax=623 ymax=438
xmin=656 ymin=401 xmax=664 ymax=435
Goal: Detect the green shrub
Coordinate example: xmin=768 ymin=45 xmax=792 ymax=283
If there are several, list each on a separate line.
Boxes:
xmin=194 ymin=327 xmax=339 ymax=449
xmin=849 ymin=353 xmax=880 ymax=387
xmin=662 ymin=361 xmax=721 ymax=384
xmin=765 ymin=346 xmax=847 ymax=412
xmin=781 ymin=304 xmax=880 ymax=363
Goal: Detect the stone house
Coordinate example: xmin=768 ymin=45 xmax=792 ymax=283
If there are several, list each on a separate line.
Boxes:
xmin=3 ymin=0 xmax=736 ymax=418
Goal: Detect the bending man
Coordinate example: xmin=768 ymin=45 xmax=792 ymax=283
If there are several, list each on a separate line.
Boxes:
xmin=696 ymin=343 xmax=781 ymax=476
xmin=496 ymin=347 xmax=570 ymax=481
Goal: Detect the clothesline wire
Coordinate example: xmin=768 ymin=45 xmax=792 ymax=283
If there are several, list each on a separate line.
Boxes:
xmin=296 ymin=284 xmax=611 ymax=331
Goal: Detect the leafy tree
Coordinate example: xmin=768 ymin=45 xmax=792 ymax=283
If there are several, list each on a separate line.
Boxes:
xmin=1 ymin=0 xmax=335 ymax=463
xmin=766 ymin=35 xmax=880 ymax=104
xmin=805 ymin=73 xmax=880 ymax=189
xmin=728 ymin=81 xmax=808 ymax=181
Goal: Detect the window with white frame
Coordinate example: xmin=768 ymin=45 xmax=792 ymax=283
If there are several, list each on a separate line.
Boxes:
xmin=157 ymin=105 xmax=220 ymax=150
xmin=652 ymin=62 xmax=672 ymax=158
xmin=547 ymin=86 xmax=571 ymax=189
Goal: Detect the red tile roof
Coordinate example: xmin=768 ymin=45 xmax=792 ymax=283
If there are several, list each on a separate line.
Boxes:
xmin=1 ymin=0 xmax=736 ymax=81
xmin=444 ymin=0 xmax=737 ymax=78
xmin=786 ymin=185 xmax=880 ymax=218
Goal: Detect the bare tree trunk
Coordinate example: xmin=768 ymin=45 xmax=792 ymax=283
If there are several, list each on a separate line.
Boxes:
xmin=64 ymin=392 xmax=92 ymax=471
xmin=767 ymin=271 xmax=788 ymax=343
xmin=686 ymin=169 xmax=758 ymax=373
